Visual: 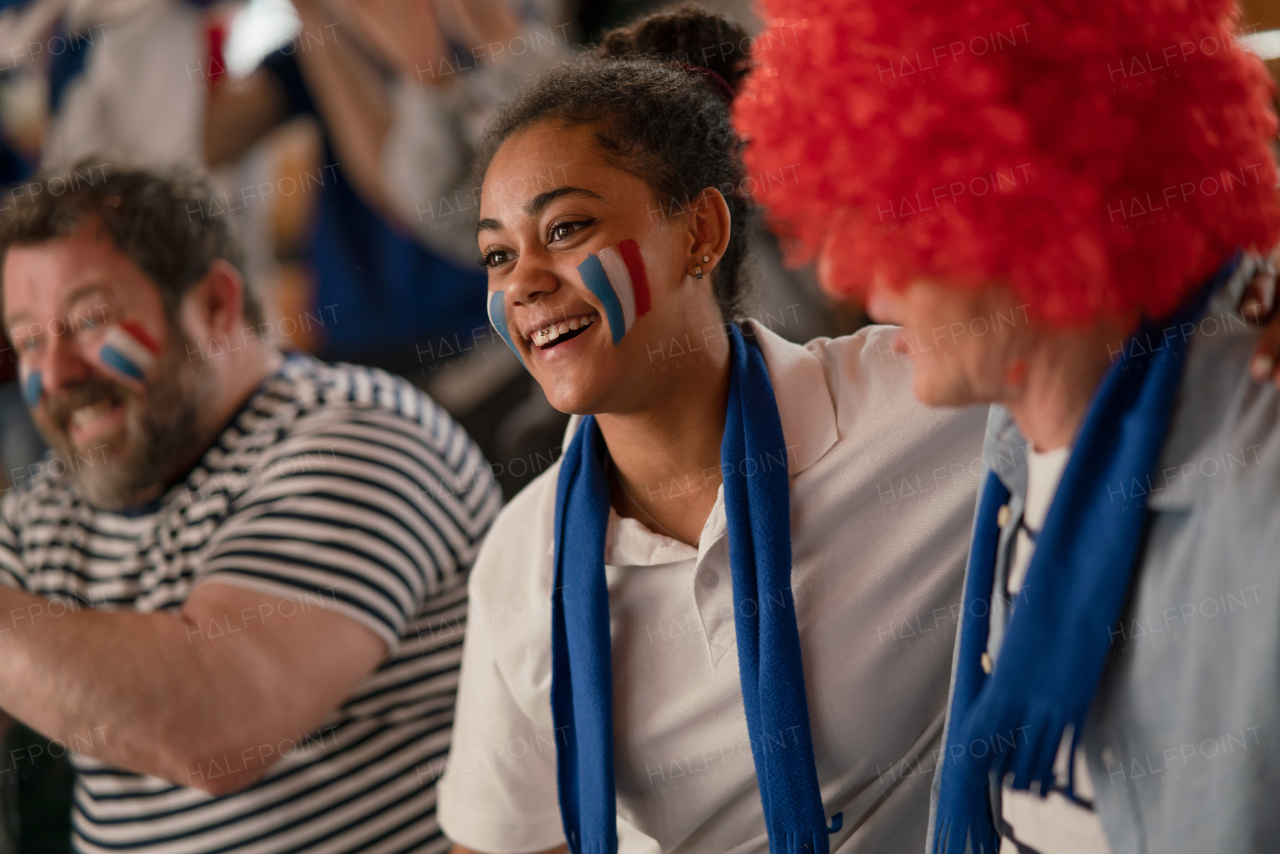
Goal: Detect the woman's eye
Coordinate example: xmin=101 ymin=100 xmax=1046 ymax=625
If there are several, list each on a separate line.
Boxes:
xmin=480 ymin=249 xmax=513 ymax=268
xmin=549 ymin=219 xmax=594 ymax=243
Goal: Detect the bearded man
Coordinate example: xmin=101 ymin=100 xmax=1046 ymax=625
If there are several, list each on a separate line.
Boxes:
xmin=0 ymin=164 xmax=500 ymax=853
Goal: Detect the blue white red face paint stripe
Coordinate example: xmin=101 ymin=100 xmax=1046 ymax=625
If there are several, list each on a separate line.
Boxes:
xmin=576 ymin=239 xmax=652 ymax=345
xmin=96 ymin=321 xmax=160 ymax=386
xmin=20 ymin=366 xmax=41 ymax=407
xmin=487 ymin=290 xmax=525 ymax=366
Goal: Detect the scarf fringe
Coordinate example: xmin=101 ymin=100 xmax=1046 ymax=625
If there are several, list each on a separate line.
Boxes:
xmin=959 ymin=689 xmax=1075 ymax=794
xmin=775 ymin=830 xmax=831 ymax=854
xmin=935 ymin=818 xmax=999 ymax=854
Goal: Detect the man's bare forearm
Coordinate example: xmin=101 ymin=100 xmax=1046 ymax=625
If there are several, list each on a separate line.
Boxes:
xmin=203 ymin=72 xmax=291 ymax=168
xmin=0 ymin=586 xmax=277 ymax=787
xmin=0 ymin=582 xmax=383 ymax=794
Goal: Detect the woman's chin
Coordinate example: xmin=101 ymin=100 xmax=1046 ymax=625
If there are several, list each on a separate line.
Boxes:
xmin=912 ymin=367 xmax=987 ymax=409
xmin=539 ymin=378 xmax=609 ymax=418
xmin=912 ymin=368 xmax=959 ymax=408
xmin=532 ymin=358 xmax=627 ymax=417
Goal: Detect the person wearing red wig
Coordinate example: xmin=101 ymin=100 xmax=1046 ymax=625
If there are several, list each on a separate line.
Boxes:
xmin=737 ymin=1 xmax=1280 ymax=853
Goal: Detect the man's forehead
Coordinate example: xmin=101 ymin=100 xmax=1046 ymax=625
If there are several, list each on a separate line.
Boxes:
xmin=3 ymin=230 xmax=127 ymax=324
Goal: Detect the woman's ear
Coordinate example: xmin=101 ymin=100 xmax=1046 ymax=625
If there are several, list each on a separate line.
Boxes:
xmin=684 ymin=187 xmax=732 ymax=281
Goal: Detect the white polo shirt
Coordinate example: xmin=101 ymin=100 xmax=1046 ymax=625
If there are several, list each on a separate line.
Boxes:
xmin=437 ymin=322 xmax=988 ymax=853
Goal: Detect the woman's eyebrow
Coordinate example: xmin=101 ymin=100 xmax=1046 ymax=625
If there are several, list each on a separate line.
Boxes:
xmin=523 ymin=186 xmax=604 ymax=217
xmin=477 ymin=187 xmax=605 ymax=237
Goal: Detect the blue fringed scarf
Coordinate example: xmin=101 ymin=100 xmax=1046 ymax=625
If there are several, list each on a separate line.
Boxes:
xmin=932 ymin=255 xmax=1240 ymax=853
xmin=550 ymin=323 xmax=833 ymax=854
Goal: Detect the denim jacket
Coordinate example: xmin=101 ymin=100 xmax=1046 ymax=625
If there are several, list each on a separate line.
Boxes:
xmin=929 ymin=257 xmax=1280 ymax=854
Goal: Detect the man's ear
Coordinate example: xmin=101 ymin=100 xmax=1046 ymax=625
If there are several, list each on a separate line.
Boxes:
xmin=684 ymin=187 xmax=732 ymax=278
xmin=182 ymin=260 xmax=246 ymax=343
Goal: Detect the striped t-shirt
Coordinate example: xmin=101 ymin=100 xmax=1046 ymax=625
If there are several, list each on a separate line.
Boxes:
xmin=0 ymin=355 xmax=502 ymax=853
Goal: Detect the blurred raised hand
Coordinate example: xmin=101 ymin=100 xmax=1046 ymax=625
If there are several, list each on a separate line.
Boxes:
xmin=318 ymin=0 xmax=449 ymax=83
xmin=1241 ymin=246 xmax=1280 ymax=389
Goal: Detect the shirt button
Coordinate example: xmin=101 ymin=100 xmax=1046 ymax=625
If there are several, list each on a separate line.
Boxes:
xmin=996 ymin=504 xmax=1011 ymax=528
xmin=980 ymin=651 xmax=993 ymax=674
xmin=1101 ymin=747 xmax=1117 ymax=766
xmin=698 ymin=570 xmax=720 ymax=589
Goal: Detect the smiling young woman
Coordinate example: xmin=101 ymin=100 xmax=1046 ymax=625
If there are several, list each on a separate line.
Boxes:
xmin=437 ymin=7 xmax=989 ymax=854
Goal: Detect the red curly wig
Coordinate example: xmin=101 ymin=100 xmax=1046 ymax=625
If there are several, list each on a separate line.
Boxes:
xmin=734 ymin=0 xmax=1280 ymax=326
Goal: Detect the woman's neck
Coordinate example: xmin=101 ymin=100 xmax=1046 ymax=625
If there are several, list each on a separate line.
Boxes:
xmin=1003 ymin=320 xmax=1132 ymax=452
xmin=595 ymin=330 xmax=733 ymax=546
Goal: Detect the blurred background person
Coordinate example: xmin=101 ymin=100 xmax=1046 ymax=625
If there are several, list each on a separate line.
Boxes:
xmin=203 ymin=0 xmax=578 ymax=498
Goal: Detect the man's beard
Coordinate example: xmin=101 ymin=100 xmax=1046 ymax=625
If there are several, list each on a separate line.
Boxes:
xmin=38 ymin=330 xmax=209 ymax=510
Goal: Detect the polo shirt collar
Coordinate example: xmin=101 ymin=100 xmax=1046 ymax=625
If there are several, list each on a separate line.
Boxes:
xmin=561 ymin=319 xmax=839 ymax=479
xmin=565 ymin=320 xmax=841 ymax=566
xmin=741 ymin=318 xmax=839 ymax=477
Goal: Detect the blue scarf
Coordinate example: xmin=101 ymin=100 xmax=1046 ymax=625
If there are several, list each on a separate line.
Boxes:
xmin=931 ymin=254 xmax=1240 ymax=853
xmin=551 ymin=323 xmax=833 ymax=854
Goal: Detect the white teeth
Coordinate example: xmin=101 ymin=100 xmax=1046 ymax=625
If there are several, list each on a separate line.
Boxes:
xmin=71 ymin=403 xmax=113 ymax=428
xmin=528 ymin=312 xmax=598 ymax=347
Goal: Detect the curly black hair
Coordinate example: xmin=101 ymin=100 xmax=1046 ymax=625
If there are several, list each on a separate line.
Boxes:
xmin=477 ymin=4 xmax=757 ymax=321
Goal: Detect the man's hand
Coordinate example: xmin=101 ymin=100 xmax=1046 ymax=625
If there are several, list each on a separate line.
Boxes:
xmin=321 ymin=0 xmax=450 ymax=85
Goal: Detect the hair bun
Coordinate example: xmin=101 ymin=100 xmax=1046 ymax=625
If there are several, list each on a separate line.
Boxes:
xmin=598 ymin=3 xmax=752 ymax=100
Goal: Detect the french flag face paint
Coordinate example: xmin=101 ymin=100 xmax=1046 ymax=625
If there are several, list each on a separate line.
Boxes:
xmin=576 ymin=239 xmax=652 ymax=345
xmin=20 ymin=366 xmax=42 ymax=408
xmin=95 ymin=321 xmax=160 ymax=387
xmin=487 ymin=290 xmax=525 ymax=366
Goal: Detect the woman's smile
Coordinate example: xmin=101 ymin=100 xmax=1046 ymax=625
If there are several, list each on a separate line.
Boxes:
xmin=521 ymin=310 xmax=601 ymax=349
xmin=526 ymin=311 xmax=601 ymax=362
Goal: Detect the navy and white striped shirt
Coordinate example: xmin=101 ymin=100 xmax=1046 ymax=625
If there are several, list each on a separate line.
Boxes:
xmin=0 ymin=354 xmax=501 ymax=853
